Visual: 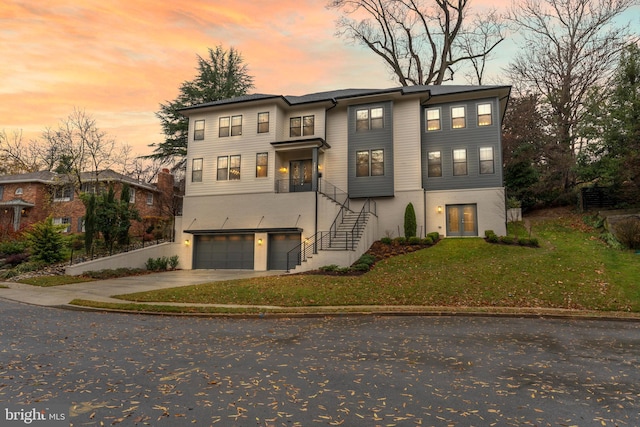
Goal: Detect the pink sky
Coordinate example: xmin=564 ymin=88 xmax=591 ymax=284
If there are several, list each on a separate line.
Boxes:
xmin=1 ymin=0 xmax=637 ymax=158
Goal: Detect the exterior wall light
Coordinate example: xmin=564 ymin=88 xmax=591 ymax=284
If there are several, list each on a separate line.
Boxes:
xmin=437 ymin=206 xmax=442 ymax=213
xmin=258 ymin=238 xmax=263 ymax=245
xmin=184 ymin=239 xmax=190 ymax=246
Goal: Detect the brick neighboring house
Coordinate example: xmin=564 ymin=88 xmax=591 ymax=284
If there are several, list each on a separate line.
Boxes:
xmin=0 ymin=169 xmax=180 ymax=238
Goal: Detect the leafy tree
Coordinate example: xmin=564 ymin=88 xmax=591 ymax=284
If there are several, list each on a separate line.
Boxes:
xmin=145 ymin=46 xmax=254 ymax=170
xmin=507 ymin=0 xmax=636 ymax=194
xmin=578 ymin=44 xmax=640 ymax=204
xmin=81 ymin=192 xmax=97 ymax=254
xmin=94 ymin=184 xmax=141 ymax=254
xmin=328 ymin=0 xmax=506 ymax=85
xmin=404 ymin=203 xmax=417 ymax=238
xmin=23 ymin=217 xmax=67 ymax=264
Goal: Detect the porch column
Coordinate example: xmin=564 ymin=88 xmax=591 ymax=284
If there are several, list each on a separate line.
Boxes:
xmin=12 ymin=206 xmax=20 ymax=232
xmin=311 ymin=147 xmax=319 ymax=192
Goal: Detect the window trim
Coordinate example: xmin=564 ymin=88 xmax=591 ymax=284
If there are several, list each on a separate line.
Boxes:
xmin=219 ymin=116 xmax=230 ymax=137
xmin=477 ymin=102 xmax=493 ymax=126
xmin=217 ymin=155 xmax=242 ymax=180
xmin=146 ymin=192 xmax=154 ymax=205
xmin=453 ymin=149 xmax=468 ymax=176
xmin=303 ymin=115 xmax=315 ymax=136
xmin=194 ymin=119 xmax=205 ymax=140
xmin=192 ymin=158 xmax=203 ymax=182
xmin=231 ymin=115 xmax=242 ymax=136
xmin=451 ymin=106 xmax=466 ymax=129
xmin=257 ymin=112 xmax=269 ymax=134
xmin=479 ymin=146 xmax=495 ymax=174
xmin=256 ymin=152 xmax=268 ymax=178
xmin=356 ymin=149 xmax=385 ymax=177
xmin=356 ymin=106 xmax=384 ymax=131
xmin=229 ymin=154 xmax=241 ymax=180
xmin=290 ymin=117 xmax=302 ymax=137
xmin=426 ymin=108 xmax=441 ymax=131
xmin=53 ymin=185 xmax=73 ymax=202
xmin=129 ymin=188 xmax=136 ymax=204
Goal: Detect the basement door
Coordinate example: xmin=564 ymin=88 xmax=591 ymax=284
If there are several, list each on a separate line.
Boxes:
xmin=446 ymin=204 xmax=478 ymax=237
xmin=193 ymin=234 xmax=255 ymax=269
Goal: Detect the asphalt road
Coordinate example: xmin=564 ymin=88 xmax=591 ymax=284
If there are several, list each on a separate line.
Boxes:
xmin=0 ymin=300 xmax=638 ymax=427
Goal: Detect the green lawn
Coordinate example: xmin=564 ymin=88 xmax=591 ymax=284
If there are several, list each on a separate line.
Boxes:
xmin=112 ymin=217 xmax=640 ymax=313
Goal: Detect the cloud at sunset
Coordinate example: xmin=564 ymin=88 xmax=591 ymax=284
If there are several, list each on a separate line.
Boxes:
xmin=1 ymin=0 xmax=638 ymax=158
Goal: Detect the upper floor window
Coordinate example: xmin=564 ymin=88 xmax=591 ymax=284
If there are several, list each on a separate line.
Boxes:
xmin=192 ymin=158 xmax=203 ymax=182
xmin=219 ymin=115 xmax=243 ymax=137
xmin=257 ymin=112 xmax=269 ymax=133
xmin=256 ymin=153 xmax=268 ymax=178
xmin=15 ymin=187 xmax=23 ymax=195
xmin=479 ymin=147 xmax=495 ymax=174
xmin=0 ymin=185 xmax=4 ymax=200
xmin=81 ymin=182 xmax=104 ymax=194
xmin=356 ymin=149 xmax=384 ymax=177
xmin=426 ymin=108 xmax=441 ymax=131
xmin=427 ymin=151 xmax=442 ymax=177
xmin=477 ymin=103 xmax=492 ymax=126
xmin=451 ymin=106 xmax=466 ymax=129
xmin=217 ymin=155 xmax=241 ymax=180
xmin=146 ymin=192 xmax=154 ymax=205
xmin=129 ymin=188 xmax=136 ymax=204
xmin=53 ymin=185 xmax=73 ymax=202
xmin=453 ymin=149 xmax=467 ymax=176
xmin=290 ymin=115 xmax=314 ymax=137
xmin=194 ymin=120 xmax=205 ymax=140
xmin=356 ymin=107 xmax=384 ymax=131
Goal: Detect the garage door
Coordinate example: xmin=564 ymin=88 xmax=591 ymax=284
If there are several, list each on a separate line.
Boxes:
xmin=194 ymin=234 xmax=254 ymax=269
xmin=268 ymin=233 xmax=301 ymax=270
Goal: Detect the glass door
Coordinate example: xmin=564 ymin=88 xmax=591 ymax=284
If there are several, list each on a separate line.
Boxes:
xmin=289 ymin=160 xmax=313 ymax=192
xmin=446 ymin=204 xmax=478 ymax=236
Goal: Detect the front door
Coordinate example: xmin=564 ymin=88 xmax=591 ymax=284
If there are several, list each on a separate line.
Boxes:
xmin=446 ymin=204 xmax=478 ymax=237
xmin=290 ymin=160 xmax=313 ymax=192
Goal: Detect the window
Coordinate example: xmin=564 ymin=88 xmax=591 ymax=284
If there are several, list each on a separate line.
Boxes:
xmin=453 ymin=149 xmax=467 ymax=176
xmin=192 ymin=158 xmax=203 ymax=182
xmin=478 ymin=103 xmax=492 ymax=126
xmin=256 ymin=153 xmax=268 ymax=178
xmin=78 ymin=217 xmax=85 ymax=233
xmin=15 ymin=187 xmax=23 ymax=195
xmin=53 ymin=217 xmax=71 ymax=233
xmin=194 ymin=120 xmax=205 ymax=140
xmin=356 ymin=149 xmax=384 ymax=177
xmin=129 ymin=188 xmax=136 ymax=204
xmin=426 ymin=108 xmax=441 ymax=131
xmin=289 ymin=115 xmax=314 ymax=137
xmin=479 ymin=147 xmax=495 ymax=174
xmin=451 ymin=106 xmax=466 ymax=129
xmin=219 ymin=117 xmax=230 ymax=137
xmin=0 ymin=185 xmax=4 ymax=200
xmin=427 ymin=151 xmax=442 ymax=177
xmin=53 ymin=185 xmax=73 ymax=202
xmin=231 ymin=115 xmax=242 ymax=136
xmin=356 ymin=107 xmax=384 ymax=131
xmin=257 ymin=112 xmax=269 ymax=133
xmin=217 ymin=155 xmax=241 ymax=180
xmin=146 ymin=192 xmax=154 ymax=205
xmin=81 ymin=182 xmax=104 ymax=194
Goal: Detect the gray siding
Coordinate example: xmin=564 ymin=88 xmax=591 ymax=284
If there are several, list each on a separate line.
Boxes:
xmin=348 ymin=101 xmax=394 ymax=198
xmin=421 ymin=97 xmax=503 ymax=191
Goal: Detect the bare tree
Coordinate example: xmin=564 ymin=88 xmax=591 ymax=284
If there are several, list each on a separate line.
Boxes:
xmin=0 ymin=130 xmax=42 ymax=174
xmin=506 ymin=0 xmax=638 ymax=192
xmin=328 ymin=0 xmax=506 ymax=85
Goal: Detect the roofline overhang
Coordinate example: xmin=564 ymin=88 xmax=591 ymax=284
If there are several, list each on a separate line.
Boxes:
xmin=270 ymin=137 xmax=330 ymax=152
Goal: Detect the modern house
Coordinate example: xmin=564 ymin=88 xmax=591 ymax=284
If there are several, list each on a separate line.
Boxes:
xmin=0 ymin=169 xmax=178 ymax=237
xmin=177 ymin=85 xmax=511 ymax=272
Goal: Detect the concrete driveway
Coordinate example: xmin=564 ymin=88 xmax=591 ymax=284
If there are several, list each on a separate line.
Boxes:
xmin=0 ymin=269 xmax=282 ymax=307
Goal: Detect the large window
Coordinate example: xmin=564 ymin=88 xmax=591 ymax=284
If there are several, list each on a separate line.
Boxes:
xmin=290 ymin=115 xmax=314 ymax=137
xmin=479 ymin=147 xmax=495 ymax=174
xmin=53 ymin=185 xmax=73 ymax=202
xmin=427 ymin=151 xmax=442 ymax=177
xmin=217 ymin=155 xmax=241 ymax=180
xmin=257 ymin=112 xmax=269 ymax=133
xmin=129 ymin=188 xmax=136 ymax=204
xmin=192 ymin=158 xmax=203 ymax=182
xmin=426 ymin=108 xmax=441 ymax=131
xmin=256 ymin=153 xmax=268 ymax=178
xmin=451 ymin=106 xmax=466 ymax=129
xmin=194 ymin=120 xmax=205 ymax=140
xmin=219 ymin=115 xmax=242 ymax=137
xmin=477 ymin=103 xmax=492 ymax=126
xmin=453 ymin=149 xmax=467 ymax=176
xmin=356 ymin=149 xmax=384 ymax=177
xmin=53 ymin=217 xmax=71 ymax=233
xmin=356 ymin=107 xmax=384 ymax=131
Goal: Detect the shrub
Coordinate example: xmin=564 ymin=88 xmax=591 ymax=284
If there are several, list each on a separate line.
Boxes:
xmin=394 ymin=237 xmax=407 ymax=245
xmin=529 ymin=238 xmax=540 ymax=247
xmin=169 ymin=255 xmax=179 ymax=270
xmin=427 ymin=232 xmax=440 ymax=242
xmin=336 ymin=267 xmax=350 ymax=274
xmin=0 ymin=270 xmax=18 ymax=280
xmin=500 ymin=235 xmax=515 ymax=245
xmin=404 ymin=203 xmax=417 ymax=238
xmin=0 ymin=240 xmax=27 ymax=256
xmin=487 ymin=233 xmax=499 ymax=243
xmin=380 ymin=237 xmax=392 ymax=245
xmin=83 ymin=268 xmax=147 ymax=280
xmin=421 ymin=237 xmax=433 ymax=245
xmin=351 ymin=263 xmax=371 ymax=272
xmin=484 ymin=230 xmax=496 ymax=238
xmin=320 ymin=264 xmax=340 ymax=272
xmin=23 ymin=218 xmax=67 ymax=264
xmin=613 ymin=217 xmax=640 ymax=250
xmin=4 ymin=253 xmax=29 ymax=266
xmin=356 ymin=254 xmax=376 ymax=266
xmin=146 ymin=256 xmax=170 ymax=271
xmin=14 ymin=261 xmax=46 ymax=274
xmin=518 ymin=238 xmax=531 ymax=246
xmin=408 ymin=236 xmax=421 ymax=245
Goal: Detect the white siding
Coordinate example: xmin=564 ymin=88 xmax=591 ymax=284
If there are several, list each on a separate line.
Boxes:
xmin=323 ymin=105 xmax=349 ymax=191
xmin=393 ymin=99 xmax=423 ymax=192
